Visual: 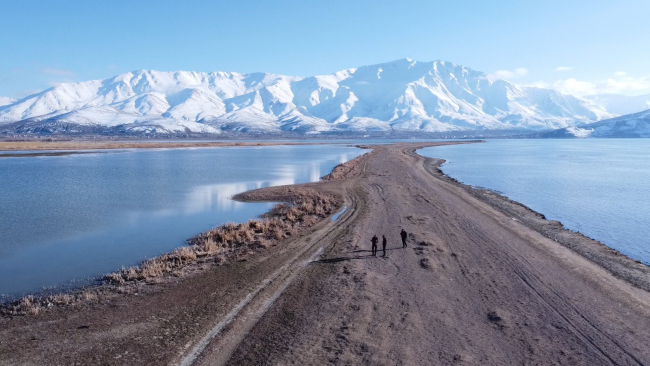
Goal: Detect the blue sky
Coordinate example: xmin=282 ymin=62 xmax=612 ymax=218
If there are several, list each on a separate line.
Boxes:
xmin=2 ymin=0 xmax=649 ymax=98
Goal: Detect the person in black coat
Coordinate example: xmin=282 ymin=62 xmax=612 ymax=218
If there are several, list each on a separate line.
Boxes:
xmin=400 ymin=228 xmax=408 ymax=248
xmin=382 ymin=235 xmax=387 ymax=257
xmin=371 ymin=235 xmax=378 ymax=256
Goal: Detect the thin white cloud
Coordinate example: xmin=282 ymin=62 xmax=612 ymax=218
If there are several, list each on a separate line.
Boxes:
xmin=46 ymin=79 xmax=77 ymax=88
xmin=41 ymin=68 xmax=76 ymax=77
xmin=39 ymin=67 xmax=79 ymax=91
xmin=487 ymin=67 xmax=529 ymax=82
xmin=555 ymin=66 xmax=573 ymax=72
xmin=526 ymin=81 xmax=551 ymax=89
xmin=552 ymin=79 xmax=598 ymax=96
xmin=614 ymin=71 xmax=627 ymax=77
xmin=552 ymin=74 xmax=650 ymax=97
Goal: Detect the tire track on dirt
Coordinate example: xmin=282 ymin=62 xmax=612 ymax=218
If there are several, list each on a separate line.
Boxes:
xmin=409 ymin=146 xmax=649 ymax=365
xmin=187 ymin=154 xmax=373 ymax=366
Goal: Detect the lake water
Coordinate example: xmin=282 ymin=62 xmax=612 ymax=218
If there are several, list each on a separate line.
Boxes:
xmin=419 ymin=139 xmax=650 ymax=264
xmin=0 ymin=145 xmax=366 ymax=297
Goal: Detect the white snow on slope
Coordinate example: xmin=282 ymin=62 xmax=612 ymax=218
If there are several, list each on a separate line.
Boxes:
xmin=0 ymin=97 xmax=17 ymax=107
xmin=548 ymin=109 xmax=650 ymax=138
xmin=0 ymin=59 xmax=613 ymax=134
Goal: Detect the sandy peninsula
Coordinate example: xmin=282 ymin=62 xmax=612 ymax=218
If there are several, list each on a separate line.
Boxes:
xmin=2 ymin=141 xmax=650 ymax=365
xmin=0 ymin=140 xmax=326 ymax=155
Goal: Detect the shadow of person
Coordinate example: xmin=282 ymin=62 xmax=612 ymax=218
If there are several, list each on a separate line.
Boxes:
xmin=349 ymin=248 xmax=401 ymax=254
xmin=311 ymin=255 xmax=375 ymax=264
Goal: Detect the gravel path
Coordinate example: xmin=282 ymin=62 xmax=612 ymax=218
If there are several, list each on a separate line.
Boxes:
xmin=223 ymin=143 xmax=650 ymax=365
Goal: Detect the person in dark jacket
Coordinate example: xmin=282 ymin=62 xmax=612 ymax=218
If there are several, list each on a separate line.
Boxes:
xmin=371 ymin=235 xmax=378 ymax=256
xmin=400 ymin=228 xmax=408 ymax=248
xmin=382 ymin=235 xmax=387 ymax=257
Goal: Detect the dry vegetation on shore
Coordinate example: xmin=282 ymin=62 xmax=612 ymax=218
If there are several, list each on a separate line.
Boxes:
xmin=106 ymin=190 xmax=339 ymax=284
xmin=0 ymin=140 xmax=317 ymax=152
xmin=1 ymin=291 xmax=100 ymax=317
xmin=322 ymin=146 xmax=373 ymax=181
xmin=1 ymin=190 xmax=340 ymax=316
xmin=0 ymin=148 xmax=372 ymax=318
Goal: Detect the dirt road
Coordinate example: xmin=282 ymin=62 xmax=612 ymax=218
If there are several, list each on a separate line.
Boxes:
xmin=219 ymin=143 xmax=650 ymax=365
xmin=2 ymin=142 xmax=650 ymax=365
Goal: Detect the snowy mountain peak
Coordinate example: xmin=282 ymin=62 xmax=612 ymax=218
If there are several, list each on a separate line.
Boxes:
xmin=0 ymin=97 xmax=17 ymax=107
xmin=544 ymin=108 xmax=650 ymax=138
xmin=0 ymin=59 xmax=613 ymax=135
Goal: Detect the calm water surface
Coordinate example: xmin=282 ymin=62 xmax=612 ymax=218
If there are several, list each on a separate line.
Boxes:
xmin=0 ymin=145 xmax=366 ymax=296
xmin=419 ymin=139 xmax=650 ymax=264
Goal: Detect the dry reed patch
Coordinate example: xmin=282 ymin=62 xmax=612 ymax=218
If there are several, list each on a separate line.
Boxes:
xmin=321 ymin=147 xmax=373 ymax=181
xmin=104 ymin=190 xmax=340 ymax=285
xmin=1 ymin=289 xmax=101 ymax=317
xmin=1 ymin=190 xmax=340 ymax=317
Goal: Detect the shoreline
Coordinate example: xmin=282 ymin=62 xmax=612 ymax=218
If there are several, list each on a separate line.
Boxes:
xmin=3 ymin=141 xmax=650 ymax=365
xmin=0 ymin=140 xmax=332 ymax=152
xmin=414 ymin=149 xmax=650 ymax=292
xmin=0 ymin=142 xmax=370 ymax=301
xmin=3 ymin=140 xmax=646 ymax=302
xmin=0 ymin=138 xmax=472 ymax=153
xmin=7 ymin=143 xmax=646 ymax=305
xmin=0 ymin=148 xmax=374 ymax=311
xmin=0 ymin=190 xmax=345 ymax=313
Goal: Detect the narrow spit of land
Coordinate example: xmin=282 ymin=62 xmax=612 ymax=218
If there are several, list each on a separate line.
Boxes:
xmin=2 ymin=142 xmax=650 ymax=365
xmin=0 ymin=140 xmax=326 ymax=153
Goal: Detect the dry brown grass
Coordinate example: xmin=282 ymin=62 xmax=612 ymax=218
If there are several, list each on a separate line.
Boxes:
xmin=0 ymin=141 xmax=312 ymax=152
xmin=104 ymin=190 xmax=340 ymax=285
xmin=1 ymin=190 xmax=340 ymax=317
xmin=1 ymin=289 xmax=100 ymax=317
xmin=321 ymin=148 xmax=372 ymax=181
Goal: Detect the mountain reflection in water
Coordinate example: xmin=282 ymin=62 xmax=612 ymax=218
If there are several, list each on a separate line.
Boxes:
xmin=0 ymin=145 xmax=365 ymax=297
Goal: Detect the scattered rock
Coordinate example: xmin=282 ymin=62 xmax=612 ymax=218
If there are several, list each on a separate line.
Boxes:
xmin=487 ymin=310 xmax=507 ymax=329
xmin=487 ymin=311 xmax=502 ymax=322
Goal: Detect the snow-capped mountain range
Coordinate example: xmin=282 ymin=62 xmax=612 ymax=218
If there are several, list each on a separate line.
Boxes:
xmin=0 ymin=59 xmax=616 ymax=135
xmin=543 ymin=109 xmax=650 ymax=138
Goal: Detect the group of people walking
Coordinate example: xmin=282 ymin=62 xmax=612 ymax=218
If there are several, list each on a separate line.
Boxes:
xmin=371 ymin=229 xmax=408 ymax=257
